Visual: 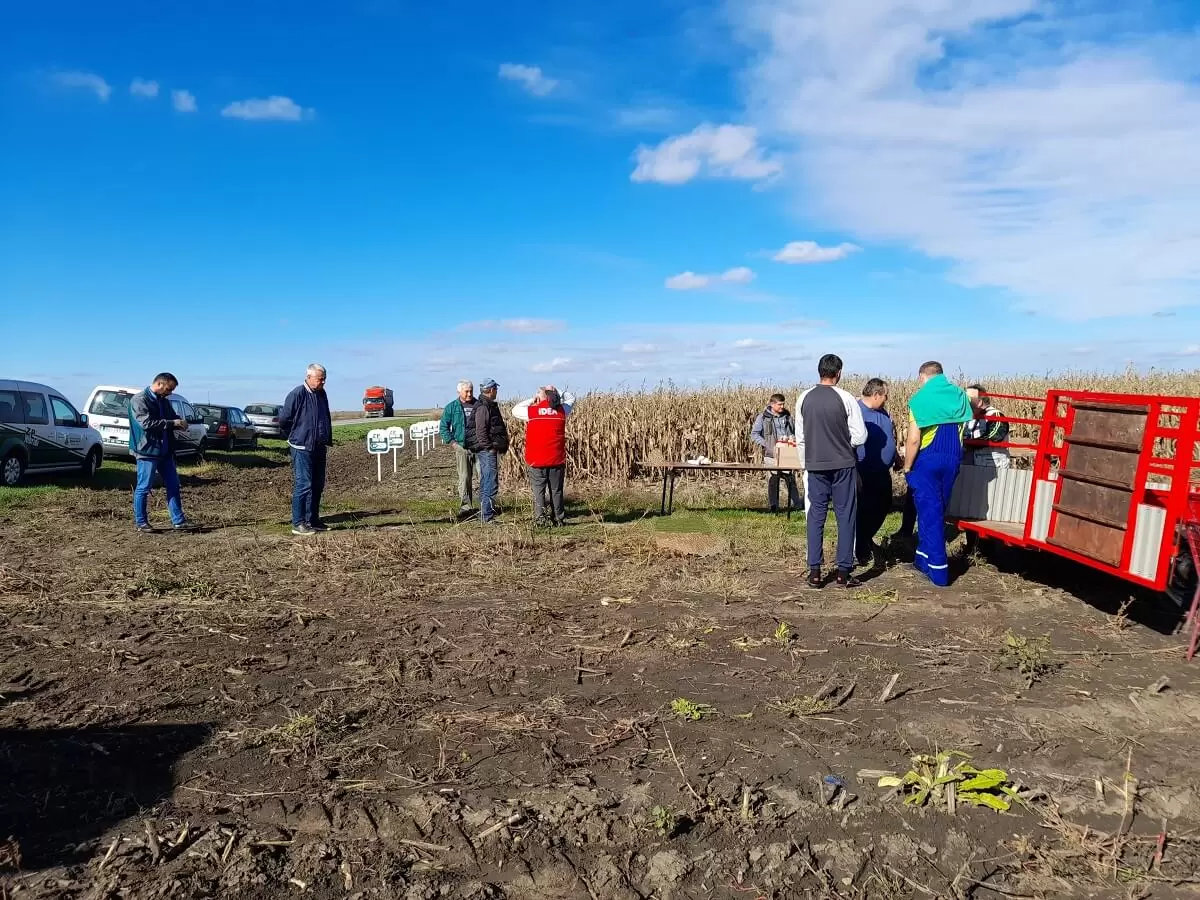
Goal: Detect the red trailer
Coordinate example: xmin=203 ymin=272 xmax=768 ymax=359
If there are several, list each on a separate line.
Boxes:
xmin=944 ymin=388 xmax=1200 ymax=660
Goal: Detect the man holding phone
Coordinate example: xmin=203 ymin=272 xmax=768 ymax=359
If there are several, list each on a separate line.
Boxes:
xmin=129 ymin=372 xmax=197 ymax=533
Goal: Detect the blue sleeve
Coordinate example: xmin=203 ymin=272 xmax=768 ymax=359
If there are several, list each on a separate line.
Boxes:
xmin=278 ymin=388 xmax=298 ymax=437
xmin=750 ymin=412 xmax=767 ymax=448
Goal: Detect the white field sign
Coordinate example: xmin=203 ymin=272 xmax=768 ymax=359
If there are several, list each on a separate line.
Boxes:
xmin=410 ymin=420 xmax=439 ymax=458
xmin=386 ymin=426 xmax=406 ymax=474
xmin=367 ymin=428 xmax=389 ymax=481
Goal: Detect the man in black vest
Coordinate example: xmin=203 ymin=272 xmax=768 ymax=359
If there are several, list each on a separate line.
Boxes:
xmin=473 ymin=379 xmax=509 ymax=524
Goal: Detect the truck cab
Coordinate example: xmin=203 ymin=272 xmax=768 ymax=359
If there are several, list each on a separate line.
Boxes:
xmin=362 ymin=386 xmax=394 ymax=418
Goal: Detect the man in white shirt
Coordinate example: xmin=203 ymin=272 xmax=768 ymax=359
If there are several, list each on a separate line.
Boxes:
xmin=796 ymin=354 xmax=868 ymax=588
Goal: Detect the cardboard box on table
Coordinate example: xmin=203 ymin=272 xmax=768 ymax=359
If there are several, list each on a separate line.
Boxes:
xmin=772 ymin=441 xmax=801 ymax=469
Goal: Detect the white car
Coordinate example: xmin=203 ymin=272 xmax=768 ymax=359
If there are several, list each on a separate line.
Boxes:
xmin=0 ymin=379 xmax=104 ymax=487
xmin=84 ymin=384 xmax=209 ymax=460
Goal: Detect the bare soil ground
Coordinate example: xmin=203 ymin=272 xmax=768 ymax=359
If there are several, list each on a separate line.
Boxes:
xmin=2 ymin=440 xmax=1200 ymax=899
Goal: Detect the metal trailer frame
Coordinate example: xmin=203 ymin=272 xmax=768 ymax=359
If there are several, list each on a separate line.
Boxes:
xmin=946 ymin=389 xmax=1200 ymax=660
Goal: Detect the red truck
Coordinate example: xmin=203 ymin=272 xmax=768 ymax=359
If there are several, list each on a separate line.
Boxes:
xmin=362 ymin=386 xmax=394 ymax=418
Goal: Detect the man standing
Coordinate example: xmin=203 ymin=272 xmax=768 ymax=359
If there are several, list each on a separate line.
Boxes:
xmin=512 ymin=385 xmax=574 ymax=526
xmin=797 ymin=354 xmax=868 ymax=588
xmin=902 ymin=361 xmax=973 ymax=586
xmin=129 ymin=372 xmax=196 ymax=534
xmin=439 ymin=380 xmax=481 ymax=518
xmin=856 ymin=379 xmax=897 ymax=567
xmin=472 ymin=379 xmax=509 ymax=524
xmin=750 ymin=393 xmax=802 ymax=513
xmin=964 ymin=384 xmax=1011 ymax=468
xmin=279 ymin=364 xmax=333 ymax=537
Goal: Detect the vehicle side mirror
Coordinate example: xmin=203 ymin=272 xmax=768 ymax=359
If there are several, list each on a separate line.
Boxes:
xmin=79 ymin=414 xmax=89 ymax=426
xmin=189 ymin=415 xmax=203 ymax=425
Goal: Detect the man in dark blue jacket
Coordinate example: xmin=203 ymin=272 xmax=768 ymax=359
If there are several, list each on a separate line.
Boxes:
xmin=129 ymin=371 xmax=197 ymax=533
xmin=279 ymin=363 xmax=333 ymax=536
xmin=856 ymin=378 xmax=898 ymax=567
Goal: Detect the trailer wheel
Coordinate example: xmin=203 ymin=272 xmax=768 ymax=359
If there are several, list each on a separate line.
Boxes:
xmin=1167 ymin=535 xmax=1197 ymax=610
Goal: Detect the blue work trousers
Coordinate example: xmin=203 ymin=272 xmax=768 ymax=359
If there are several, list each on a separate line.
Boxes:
xmin=906 ymin=425 xmax=962 ymax=587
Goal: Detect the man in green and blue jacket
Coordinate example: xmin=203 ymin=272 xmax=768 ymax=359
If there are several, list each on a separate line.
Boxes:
xmin=439 ymin=380 xmax=481 ymax=517
xmin=128 ymin=372 xmax=195 ymax=533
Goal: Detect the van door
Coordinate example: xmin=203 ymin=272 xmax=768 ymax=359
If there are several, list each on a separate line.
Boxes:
xmin=18 ymin=389 xmax=61 ymax=470
xmin=171 ymin=398 xmax=204 ymax=456
xmin=50 ymin=395 xmax=89 ymax=465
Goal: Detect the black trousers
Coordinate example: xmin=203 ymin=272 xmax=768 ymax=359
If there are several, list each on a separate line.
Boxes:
xmin=856 ymin=468 xmax=893 ymax=562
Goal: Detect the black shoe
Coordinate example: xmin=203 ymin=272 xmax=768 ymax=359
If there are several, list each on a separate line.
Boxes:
xmin=173 ymin=521 xmax=199 ymax=532
xmin=807 ymin=568 xmax=824 ymax=588
xmin=769 ymin=505 xmax=780 ymax=514
xmin=135 ymin=523 xmax=155 ymax=534
xmin=310 ymin=521 xmax=329 ymax=532
xmin=292 ymin=524 xmax=316 ymax=536
xmin=836 ymin=569 xmax=861 ymax=588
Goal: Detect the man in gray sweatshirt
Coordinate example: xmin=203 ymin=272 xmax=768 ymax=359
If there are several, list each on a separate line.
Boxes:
xmin=797 ymin=354 xmax=868 ymax=588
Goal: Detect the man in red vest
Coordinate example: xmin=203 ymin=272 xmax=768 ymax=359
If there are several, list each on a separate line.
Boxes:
xmin=511 ymin=385 xmax=574 ymax=526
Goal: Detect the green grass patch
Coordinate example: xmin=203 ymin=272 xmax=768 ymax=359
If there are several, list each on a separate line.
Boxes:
xmin=332 ymin=419 xmax=422 ymax=445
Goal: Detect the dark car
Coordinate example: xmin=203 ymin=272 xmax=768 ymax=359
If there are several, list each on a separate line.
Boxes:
xmin=193 ymin=404 xmax=258 ymax=451
xmin=244 ymin=403 xmax=283 ymax=437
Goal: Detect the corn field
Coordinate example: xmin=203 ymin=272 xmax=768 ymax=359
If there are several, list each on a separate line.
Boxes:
xmin=500 ymin=368 xmax=1200 ymax=482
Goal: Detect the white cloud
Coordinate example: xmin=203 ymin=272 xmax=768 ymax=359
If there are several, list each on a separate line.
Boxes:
xmin=772 ymin=241 xmax=861 ymax=264
xmin=631 ymin=123 xmax=781 ymax=185
xmin=621 ymin=342 xmax=662 ymax=354
xmin=130 ymin=77 xmax=159 ymax=99
xmin=52 ymin=70 xmax=111 ymax=102
xmin=665 ymin=271 xmax=712 ymax=290
xmin=531 ymin=357 xmax=573 ymax=373
xmin=221 ymin=96 xmax=312 ymax=122
xmin=665 ymin=267 xmax=757 ymax=290
xmin=460 ymin=318 xmax=566 ymax=334
xmin=733 ymin=338 xmax=769 ymax=350
xmin=721 ymin=266 xmax=756 ymax=284
xmin=734 ymin=0 xmax=1200 ymax=318
xmin=498 ymin=63 xmax=558 ymax=97
xmin=172 ymin=89 xmax=197 ymax=113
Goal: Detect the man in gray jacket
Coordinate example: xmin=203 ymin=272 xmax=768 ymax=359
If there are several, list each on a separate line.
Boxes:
xmin=797 ymin=354 xmax=868 ymax=588
xmin=750 ymin=393 xmax=802 ymax=513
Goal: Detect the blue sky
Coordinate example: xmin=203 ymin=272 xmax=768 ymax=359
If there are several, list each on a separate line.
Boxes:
xmin=2 ymin=0 xmax=1199 ymax=410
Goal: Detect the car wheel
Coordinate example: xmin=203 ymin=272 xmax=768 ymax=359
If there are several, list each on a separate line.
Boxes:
xmin=250 ymin=435 xmax=259 ymax=450
xmin=81 ymin=448 xmax=101 ymax=480
xmin=195 ymin=440 xmax=207 ymax=462
xmin=1 ymin=451 xmax=26 ymax=487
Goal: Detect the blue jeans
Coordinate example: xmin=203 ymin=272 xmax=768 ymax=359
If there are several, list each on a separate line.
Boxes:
xmin=291 ymin=446 xmax=327 ymax=527
xmin=134 ymin=455 xmax=185 ymax=527
xmin=477 ymin=450 xmax=499 ymax=522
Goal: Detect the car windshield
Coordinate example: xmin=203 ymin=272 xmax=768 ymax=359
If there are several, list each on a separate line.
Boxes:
xmin=245 ymin=404 xmax=280 ymax=416
xmin=89 ymin=389 xmax=136 ymax=418
xmin=194 ymin=405 xmax=225 ymax=420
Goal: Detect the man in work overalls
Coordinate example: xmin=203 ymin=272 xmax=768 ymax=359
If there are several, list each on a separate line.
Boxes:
xmin=901 ymin=361 xmax=973 ymax=587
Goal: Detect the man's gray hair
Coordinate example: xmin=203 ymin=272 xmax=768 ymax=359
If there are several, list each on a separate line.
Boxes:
xmin=456 ymin=379 xmax=473 ymax=394
xmin=307 ymin=363 xmax=327 ymax=376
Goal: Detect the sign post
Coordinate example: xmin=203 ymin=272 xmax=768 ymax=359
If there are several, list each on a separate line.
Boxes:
xmin=386 ymin=426 xmax=406 ymax=474
xmin=366 ymin=428 xmax=389 ymax=481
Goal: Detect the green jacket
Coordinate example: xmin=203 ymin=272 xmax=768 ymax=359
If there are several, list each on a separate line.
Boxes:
xmin=440 ymin=397 xmax=469 ymax=446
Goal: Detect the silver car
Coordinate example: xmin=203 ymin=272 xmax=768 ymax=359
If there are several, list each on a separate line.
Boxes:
xmin=244 ymin=403 xmax=283 ymax=438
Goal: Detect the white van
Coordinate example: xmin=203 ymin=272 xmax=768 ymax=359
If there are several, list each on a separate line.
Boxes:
xmin=0 ymin=380 xmax=105 ymax=487
xmin=84 ymin=385 xmax=208 ymax=460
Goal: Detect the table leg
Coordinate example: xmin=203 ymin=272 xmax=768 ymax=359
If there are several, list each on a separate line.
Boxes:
xmin=668 ymin=471 xmax=677 ymax=515
xmin=660 ymin=471 xmax=669 ymax=516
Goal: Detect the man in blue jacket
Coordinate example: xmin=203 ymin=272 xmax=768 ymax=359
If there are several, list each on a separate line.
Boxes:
xmin=129 ymin=372 xmax=197 ymax=533
xmin=279 ymin=363 xmax=333 ymax=536
xmin=856 ymin=378 xmax=898 ymax=567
